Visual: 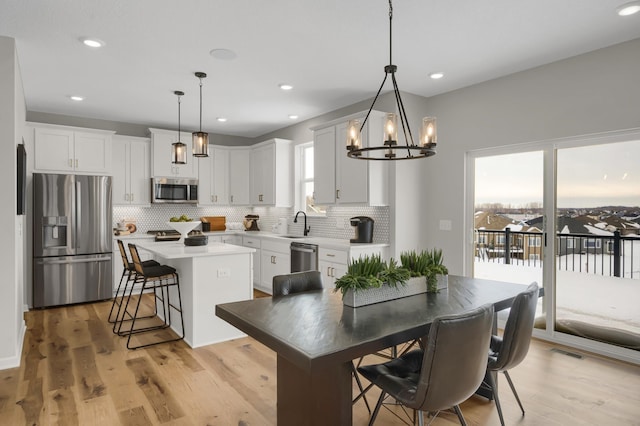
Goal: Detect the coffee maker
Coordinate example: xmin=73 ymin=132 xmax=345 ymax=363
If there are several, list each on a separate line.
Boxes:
xmin=350 ymin=216 xmax=374 ymax=243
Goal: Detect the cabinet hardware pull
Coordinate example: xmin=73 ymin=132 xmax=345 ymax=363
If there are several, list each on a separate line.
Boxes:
xmin=231 ymin=195 xmax=234 ymax=202
xmin=326 ymin=253 xmax=335 ymax=257
xmin=68 ymin=159 xmax=73 ymax=167
xmin=130 ymin=193 xmax=134 ymax=201
xmin=75 ymin=159 xmax=78 ymax=168
xmin=124 ymin=193 xmax=129 ymax=201
xmin=214 ymin=195 xmax=217 ymax=202
xmin=336 ymin=189 xmax=340 ymax=199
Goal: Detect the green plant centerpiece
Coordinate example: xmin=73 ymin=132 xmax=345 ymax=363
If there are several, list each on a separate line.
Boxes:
xmin=334 ymin=254 xmax=414 ymax=307
xmin=400 ymin=248 xmax=449 ymax=293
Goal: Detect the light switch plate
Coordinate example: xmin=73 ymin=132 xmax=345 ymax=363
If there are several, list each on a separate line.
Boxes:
xmin=439 ymin=220 xmax=452 ymax=231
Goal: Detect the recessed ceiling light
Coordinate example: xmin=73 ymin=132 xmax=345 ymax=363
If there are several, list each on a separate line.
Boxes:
xmin=279 ymin=84 xmax=293 ymax=90
xmin=429 ymin=72 xmax=444 ymax=80
xmin=80 ymin=38 xmax=104 ymax=48
xmin=288 ymin=115 xmax=299 ymax=120
xmin=210 ymin=48 xmax=237 ymax=60
xmin=617 ymin=1 xmax=640 ymax=16
xmin=69 ymin=96 xmax=84 ymax=101
xmin=216 ymin=117 xmax=227 ymax=122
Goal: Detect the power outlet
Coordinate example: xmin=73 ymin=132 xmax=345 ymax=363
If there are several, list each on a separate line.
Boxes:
xmin=217 ymin=268 xmax=231 ymax=278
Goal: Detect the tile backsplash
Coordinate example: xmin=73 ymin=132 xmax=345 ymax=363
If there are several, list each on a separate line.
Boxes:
xmin=113 ymin=205 xmax=389 ymax=243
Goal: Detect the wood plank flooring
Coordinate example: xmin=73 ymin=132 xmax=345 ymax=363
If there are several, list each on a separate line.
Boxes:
xmin=1 ymin=294 xmax=639 ymax=425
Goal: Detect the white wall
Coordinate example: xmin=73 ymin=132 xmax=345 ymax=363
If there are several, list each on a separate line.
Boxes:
xmin=420 ymin=37 xmax=640 ymax=275
xmin=0 ymin=36 xmax=27 ymax=369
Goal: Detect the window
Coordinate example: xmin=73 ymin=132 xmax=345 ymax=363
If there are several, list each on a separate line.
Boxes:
xmin=584 ymin=239 xmax=601 ymax=249
xmin=529 ymin=236 xmax=541 ymax=247
xmin=567 ymin=238 xmax=575 ymax=249
xmin=297 ymin=142 xmax=326 ymax=215
xmin=495 ymin=234 xmax=505 ymax=245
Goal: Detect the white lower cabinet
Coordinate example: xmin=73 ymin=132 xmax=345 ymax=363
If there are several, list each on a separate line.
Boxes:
xmin=260 ymin=239 xmax=290 ymax=294
xmin=243 ymin=236 xmax=261 ymax=288
xmin=319 ymin=245 xmax=389 ymax=286
xmin=318 ymin=247 xmax=349 ymax=286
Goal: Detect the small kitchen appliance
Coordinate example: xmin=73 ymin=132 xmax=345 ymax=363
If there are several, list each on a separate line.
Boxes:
xmin=243 ymin=214 xmax=260 ymax=231
xmin=350 ymin=216 xmax=374 ymax=243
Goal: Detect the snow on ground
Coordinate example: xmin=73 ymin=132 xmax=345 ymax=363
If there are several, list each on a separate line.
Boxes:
xmin=474 ymin=260 xmax=640 ymax=334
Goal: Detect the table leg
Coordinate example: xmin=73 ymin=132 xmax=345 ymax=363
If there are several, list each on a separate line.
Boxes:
xmin=276 ymin=354 xmax=352 ymax=426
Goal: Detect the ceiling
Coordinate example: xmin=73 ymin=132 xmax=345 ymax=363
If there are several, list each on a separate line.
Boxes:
xmin=2 ymin=0 xmax=640 ymax=139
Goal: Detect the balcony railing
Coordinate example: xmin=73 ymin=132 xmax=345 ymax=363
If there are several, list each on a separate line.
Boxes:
xmin=475 ymin=229 xmax=640 ymax=279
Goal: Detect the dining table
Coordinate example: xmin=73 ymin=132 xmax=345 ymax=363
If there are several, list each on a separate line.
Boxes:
xmin=215 ymin=275 xmax=529 ymax=426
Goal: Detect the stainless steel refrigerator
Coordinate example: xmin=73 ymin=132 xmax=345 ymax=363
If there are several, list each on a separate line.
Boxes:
xmin=33 ymin=173 xmax=113 ymax=308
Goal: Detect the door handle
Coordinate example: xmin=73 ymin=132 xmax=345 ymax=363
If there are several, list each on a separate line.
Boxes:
xmin=39 ymin=256 xmax=112 ymax=265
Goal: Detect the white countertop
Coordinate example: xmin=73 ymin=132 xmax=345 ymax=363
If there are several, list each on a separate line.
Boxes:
xmin=136 ymin=240 xmax=255 ymax=259
xmin=116 ymin=230 xmax=389 ymax=250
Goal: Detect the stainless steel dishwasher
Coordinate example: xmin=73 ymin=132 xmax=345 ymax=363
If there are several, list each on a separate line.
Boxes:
xmin=290 ymin=242 xmax=318 ymax=273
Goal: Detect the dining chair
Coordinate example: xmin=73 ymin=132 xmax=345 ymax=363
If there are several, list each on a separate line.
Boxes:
xmin=484 ymin=281 xmax=539 ymax=426
xmin=272 ymin=271 xmax=374 ymax=413
xmin=358 ymin=303 xmax=495 ymax=426
xmin=272 ymin=270 xmax=323 ymax=296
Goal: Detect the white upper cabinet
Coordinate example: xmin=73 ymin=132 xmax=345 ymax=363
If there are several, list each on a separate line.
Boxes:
xmin=250 ymin=138 xmax=292 ymax=207
xmin=199 ymin=145 xmax=230 ymax=206
xmin=229 ymin=147 xmax=251 ymax=206
xmin=312 ymin=111 xmax=388 ymax=206
xmin=149 ymin=128 xmax=198 ymax=178
xmin=33 ymin=125 xmax=113 ymax=174
xmin=112 ymin=135 xmax=151 ymax=206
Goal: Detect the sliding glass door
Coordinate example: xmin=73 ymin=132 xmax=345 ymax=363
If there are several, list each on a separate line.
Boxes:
xmin=468 ymin=132 xmax=640 ymax=362
xmin=472 ymin=151 xmax=545 ymax=327
xmin=555 ymin=141 xmax=640 ymax=352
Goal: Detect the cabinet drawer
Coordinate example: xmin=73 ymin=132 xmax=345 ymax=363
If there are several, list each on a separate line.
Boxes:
xmin=262 ymin=239 xmax=290 ymax=254
xmin=243 ymin=236 xmax=262 ymax=248
xmin=319 ymin=247 xmax=348 ymax=265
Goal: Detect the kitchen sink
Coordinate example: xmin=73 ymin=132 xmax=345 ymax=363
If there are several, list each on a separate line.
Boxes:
xmin=280 ymin=235 xmax=305 ymax=239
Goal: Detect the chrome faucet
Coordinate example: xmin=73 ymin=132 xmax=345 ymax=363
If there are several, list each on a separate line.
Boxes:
xmin=294 ymin=211 xmax=310 ymax=236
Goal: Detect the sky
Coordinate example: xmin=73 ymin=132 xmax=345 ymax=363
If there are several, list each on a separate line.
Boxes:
xmin=475 ymin=140 xmax=640 ymax=209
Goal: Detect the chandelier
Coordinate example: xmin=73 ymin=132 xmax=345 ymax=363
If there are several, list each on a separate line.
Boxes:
xmin=346 ymin=0 xmax=437 ymax=160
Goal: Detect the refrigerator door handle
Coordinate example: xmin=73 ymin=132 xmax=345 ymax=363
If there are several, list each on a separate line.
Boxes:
xmin=75 ymin=180 xmax=81 ymax=249
xmin=37 ymin=256 xmax=112 ymax=265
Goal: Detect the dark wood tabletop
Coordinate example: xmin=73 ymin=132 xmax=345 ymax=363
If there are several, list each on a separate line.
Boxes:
xmin=215 ymin=275 xmax=529 ymax=425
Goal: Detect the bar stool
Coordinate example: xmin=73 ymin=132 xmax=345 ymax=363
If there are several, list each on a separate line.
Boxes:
xmin=109 ymin=239 xmax=160 ymax=332
xmin=118 ymin=243 xmax=185 ymax=349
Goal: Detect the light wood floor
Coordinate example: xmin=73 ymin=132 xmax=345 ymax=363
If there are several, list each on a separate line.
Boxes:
xmin=1 ymin=294 xmax=639 ymax=425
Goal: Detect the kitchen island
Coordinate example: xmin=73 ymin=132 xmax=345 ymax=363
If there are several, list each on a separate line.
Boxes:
xmin=135 ymin=240 xmax=255 ymax=348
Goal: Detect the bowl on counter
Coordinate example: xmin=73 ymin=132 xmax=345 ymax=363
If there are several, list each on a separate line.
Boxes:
xmin=166 ymin=221 xmax=201 ymax=242
xmin=184 ymin=235 xmax=208 ymax=246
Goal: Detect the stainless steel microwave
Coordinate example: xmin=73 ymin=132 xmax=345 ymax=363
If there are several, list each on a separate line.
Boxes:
xmin=151 ymin=177 xmax=198 ymax=204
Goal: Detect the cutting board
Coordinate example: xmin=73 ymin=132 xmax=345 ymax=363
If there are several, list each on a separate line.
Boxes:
xmin=201 ymin=216 xmax=226 ymax=231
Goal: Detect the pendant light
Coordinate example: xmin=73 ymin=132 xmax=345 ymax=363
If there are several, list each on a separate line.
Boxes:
xmin=192 ymin=71 xmax=210 ymax=157
xmin=346 ymin=0 xmax=438 ymax=160
xmin=171 ymin=90 xmax=187 ymax=165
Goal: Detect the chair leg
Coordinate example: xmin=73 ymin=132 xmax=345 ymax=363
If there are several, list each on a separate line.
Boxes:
xmin=108 ymin=269 xmax=128 ymax=323
xmin=368 ymin=391 xmax=386 ymax=426
xmin=351 ymin=361 xmax=372 ymax=413
xmin=485 ymin=371 xmax=506 ymax=426
xmin=503 ymin=370 xmax=525 ymax=416
xmin=417 ymin=409 xmax=424 ymax=426
xmin=452 ymin=405 xmax=467 ymax=426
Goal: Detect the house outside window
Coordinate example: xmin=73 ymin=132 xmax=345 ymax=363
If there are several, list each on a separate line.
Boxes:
xmin=584 ymin=239 xmax=601 ymax=249
xmin=529 ymin=236 xmax=541 ymax=247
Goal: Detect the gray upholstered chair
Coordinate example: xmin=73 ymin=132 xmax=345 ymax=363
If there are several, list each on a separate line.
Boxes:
xmin=271 ymin=271 xmax=374 ymax=412
xmin=358 ymin=304 xmax=495 ymax=426
xmin=272 ymin=270 xmax=323 ymax=296
xmin=485 ymin=282 xmax=539 ymax=426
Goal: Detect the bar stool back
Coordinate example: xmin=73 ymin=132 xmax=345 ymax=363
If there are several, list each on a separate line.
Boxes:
xmin=109 ymin=240 xmax=160 ymax=332
xmin=118 ymin=243 xmax=185 ymax=349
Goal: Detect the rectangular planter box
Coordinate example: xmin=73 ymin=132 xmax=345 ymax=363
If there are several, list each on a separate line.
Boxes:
xmin=342 ymin=275 xmax=449 ymax=308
